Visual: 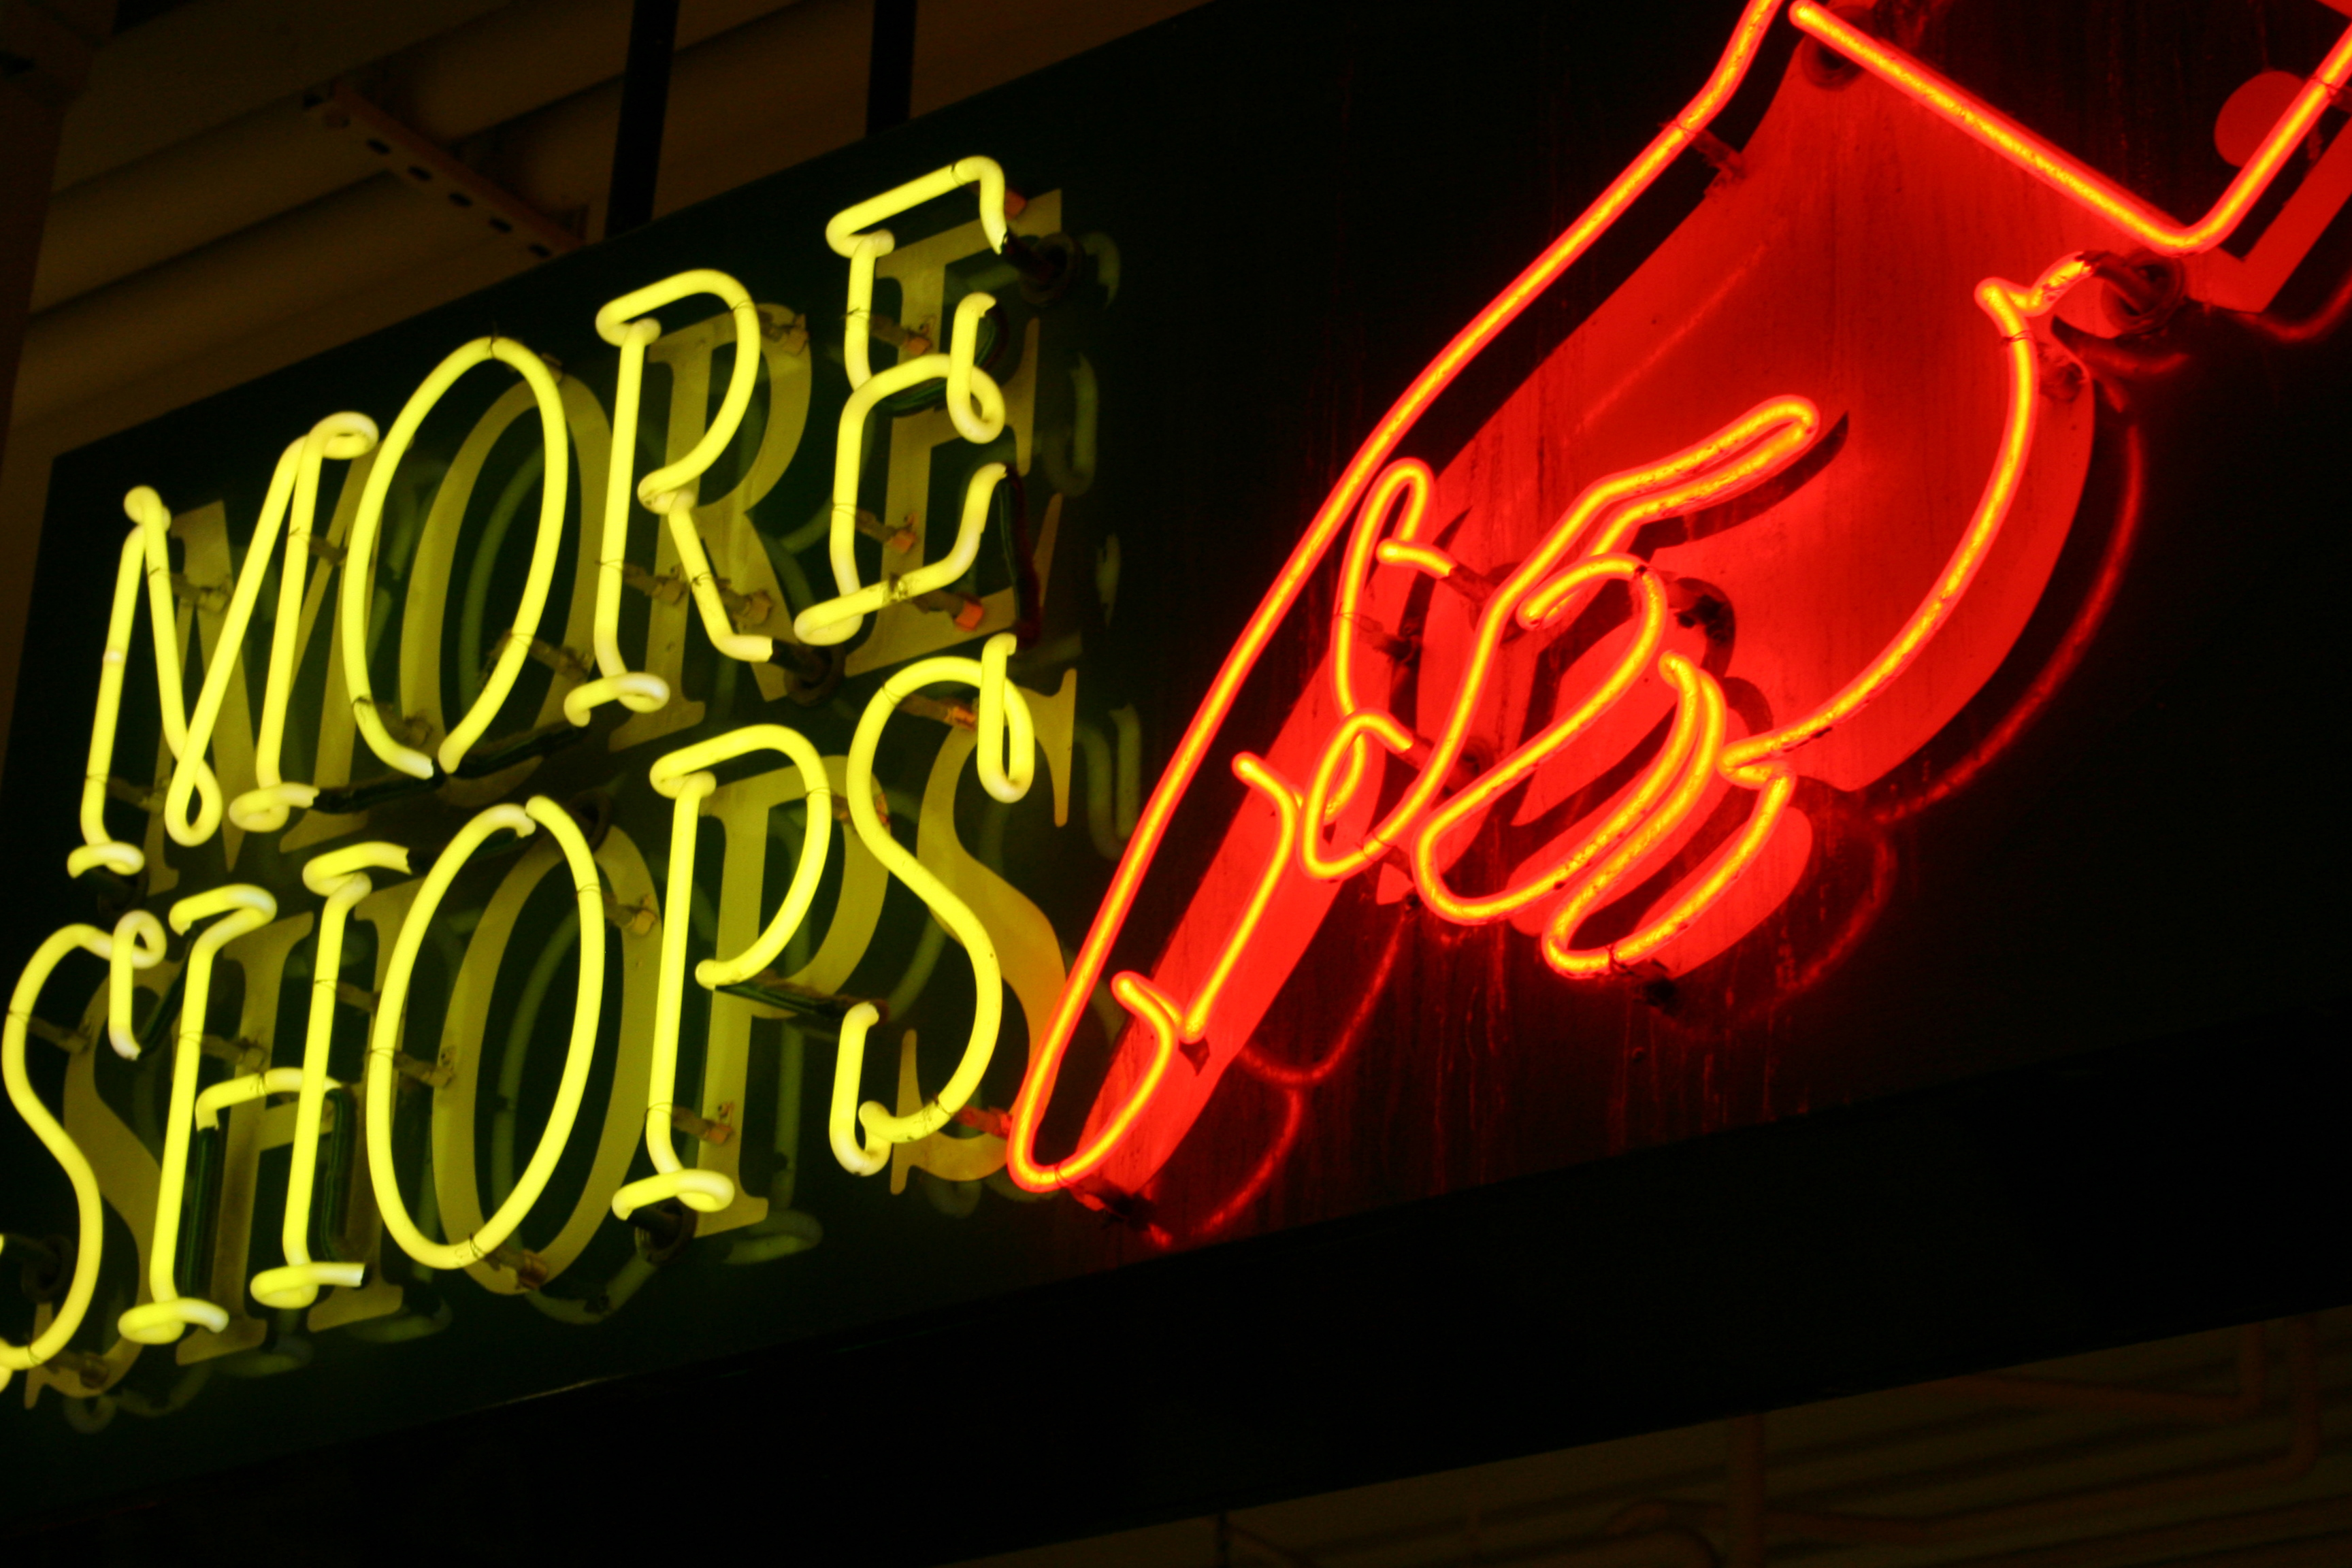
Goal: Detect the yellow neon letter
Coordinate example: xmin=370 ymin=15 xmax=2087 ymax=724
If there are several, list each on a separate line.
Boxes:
xmin=828 ymin=634 xmax=1033 ymax=1175
xmin=570 ymin=267 xmax=772 ymax=705
xmin=826 ymin=157 xmax=1011 ymax=391
xmin=117 ymin=885 xmax=276 ymax=1345
xmin=248 ymin=842 xmax=410 ymax=1309
xmin=794 ymin=298 xmax=1007 ymax=649
xmin=341 ymin=338 xmax=569 ymax=780
xmin=365 ymin=798 xmax=604 ymax=1272
xmin=617 ymin=724 xmax=836 ymax=1220
xmin=231 ymin=414 xmax=380 ymax=833
xmin=3 ymin=925 xmax=131 ymax=1379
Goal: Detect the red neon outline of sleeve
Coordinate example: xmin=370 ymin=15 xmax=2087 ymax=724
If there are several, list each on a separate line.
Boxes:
xmin=1788 ymin=1 xmax=2352 ymax=258
xmin=1005 ymin=0 xmax=1789 ymax=1192
xmin=1719 ymin=259 xmax=2091 ymax=782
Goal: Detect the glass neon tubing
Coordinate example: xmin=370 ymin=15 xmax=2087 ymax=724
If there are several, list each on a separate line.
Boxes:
xmin=129 ymin=486 xmax=202 ymax=798
xmin=71 ymin=486 xmax=215 ymax=873
xmin=1409 ymin=557 xmax=1670 ymax=924
xmin=250 ymin=842 xmax=408 ymax=1309
xmin=614 ymin=774 xmax=738 ymax=1221
xmin=3 ymin=925 xmax=131 ymax=1375
xmin=165 ymin=413 xmax=376 ymax=844
xmin=1297 ymin=397 xmax=1816 ymax=884
xmin=1533 ymin=656 xmax=1723 ymax=975
xmin=584 ymin=269 xmax=779 ymax=678
xmin=105 ymin=910 xmax=165 ymax=1059
xmin=340 ymin=336 xmax=570 ymax=780
xmin=235 ymin=414 xmax=380 ymax=833
xmin=568 ymin=316 xmax=668 ymax=725
xmin=1179 ymin=754 xmax=1304 ymax=1045
xmin=117 ymin=885 xmax=275 ymax=1345
xmin=1325 ymin=458 xmax=1434 ymax=824
xmin=193 ymin=1068 xmax=327 ymax=1131
xmin=1719 ymin=260 xmax=2091 ymax=781
xmin=365 ymin=798 xmax=604 ymax=1270
xmin=1544 ymin=774 xmax=1799 ymax=977
xmin=159 ymin=436 xmax=299 ymax=846
xmin=827 ymin=638 xmax=1034 ymax=1174
xmin=795 ymin=291 xmax=1007 ymax=648
xmin=1787 ymin=1 xmax=2352 ymax=258
xmin=1007 ymin=0 xmax=1788 ymax=1192
xmin=825 ymin=156 xmax=1011 ymax=392
xmin=646 ymin=723 xmax=837 ymax=986
xmin=72 ymin=529 xmax=157 ymax=878
xmin=975 ymin=630 xmax=1036 ymax=805
xmin=792 ymin=458 xmax=1010 ymax=647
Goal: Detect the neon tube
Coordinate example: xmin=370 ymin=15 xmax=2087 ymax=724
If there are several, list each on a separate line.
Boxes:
xmin=1788 ymin=1 xmax=2352 ymax=258
xmin=975 ymin=629 xmax=1034 ymax=804
xmin=1298 ymin=397 xmax=1816 ymax=885
xmin=1547 ymin=769 xmax=1797 ymax=979
xmin=1037 ymin=972 xmax=1184 ymax=1188
xmin=1720 ymin=261 xmax=2089 ymax=782
xmin=601 ymin=271 xmax=764 ymax=514
xmin=942 ymin=291 xmax=1008 ymax=446
xmin=1179 ymin=755 xmax=1304 ymax=1044
xmin=827 ymin=1003 xmax=891 ymax=1177
xmin=1009 ymin=0 xmax=1791 ymax=1192
xmin=793 ymin=462 xmax=1008 ymax=647
xmin=645 ymin=725 xmax=836 ymax=986
xmin=250 ymin=841 xmax=408 ymax=1310
xmin=366 ymin=798 xmax=605 ymax=1270
xmin=70 ymin=529 xmax=152 ymax=878
xmin=1325 ymin=457 xmax=1433 ymax=822
xmin=661 ymin=502 xmax=775 ymax=664
xmin=1535 ymin=656 xmax=1725 ymax=977
xmin=1552 ymin=771 xmax=1787 ymax=982
xmin=193 ymin=1067 xmax=325 ymax=1131
xmin=161 ymin=438 xmax=301 ymax=846
xmin=1410 ymin=557 xmax=1669 ymax=923
xmin=1375 ymin=542 xmax=1456 ymax=577
xmin=566 ymin=318 xmax=669 ymax=725
xmin=118 ymin=885 xmax=275 ymax=1345
xmin=838 ymin=233 xmax=894 ymax=389
xmin=234 ymin=414 xmax=380 ymax=832
xmin=166 ymin=411 xmax=378 ymax=843
xmin=583 ymin=269 xmax=779 ymax=682
xmin=826 ymin=157 xmax=1011 ymax=394
xmin=3 ymin=926 xmax=122 ymax=1375
xmin=612 ymin=773 xmax=738 ymax=1222
xmin=828 ymin=639 xmax=1034 ymax=1173
xmin=795 ymin=292 xmax=1006 ymax=649
xmin=105 ymin=909 xmax=166 ymax=1060
xmin=128 ymin=487 xmax=206 ymax=802
xmin=341 ymin=337 xmax=570 ymax=780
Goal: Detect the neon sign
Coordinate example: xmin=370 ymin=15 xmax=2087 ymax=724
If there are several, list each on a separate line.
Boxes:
xmin=5 ymin=157 xmax=1084 ymax=1395
xmin=10 ymin=1 xmax=2349 ymax=1418
xmin=1004 ymin=0 xmax=2352 ymax=1202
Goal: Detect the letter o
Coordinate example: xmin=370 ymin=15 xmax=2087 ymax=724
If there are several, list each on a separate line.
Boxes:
xmin=364 ymin=796 xmax=605 ymax=1273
